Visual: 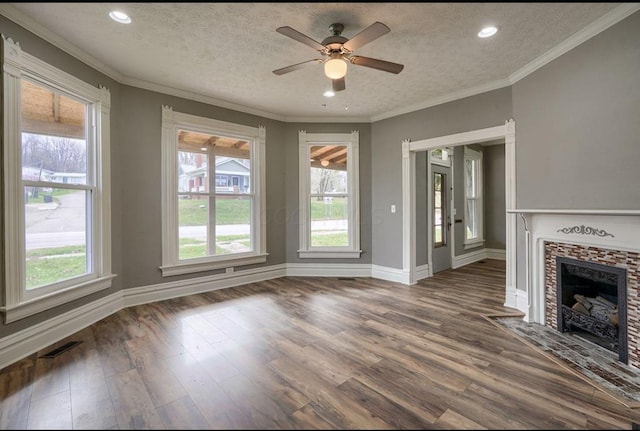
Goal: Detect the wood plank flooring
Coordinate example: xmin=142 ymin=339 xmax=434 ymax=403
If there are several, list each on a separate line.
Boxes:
xmin=2 ymin=259 xmax=640 ymax=429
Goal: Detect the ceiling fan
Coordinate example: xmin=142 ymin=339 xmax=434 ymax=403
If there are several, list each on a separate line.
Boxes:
xmin=272 ymin=22 xmax=404 ymax=92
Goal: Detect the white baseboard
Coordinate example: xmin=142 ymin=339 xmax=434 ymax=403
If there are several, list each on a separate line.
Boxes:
xmin=0 ymin=291 xmax=122 ymax=370
xmin=416 ymin=264 xmax=431 ymax=280
xmin=123 ymin=264 xmax=287 ymax=307
xmin=486 ymin=248 xmax=507 ymax=260
xmin=452 ymin=249 xmax=487 ymax=269
xmin=504 ymin=285 xmax=529 ymax=316
xmin=286 ymin=263 xmax=371 ymax=278
xmin=452 ymin=248 xmax=506 ymax=269
xmin=504 ymin=284 xmax=518 ymax=309
xmin=371 ymin=264 xmax=409 ymax=284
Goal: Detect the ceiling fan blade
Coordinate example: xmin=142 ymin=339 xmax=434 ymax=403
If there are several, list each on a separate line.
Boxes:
xmin=276 ymin=26 xmax=326 ymax=51
xmin=343 ymin=22 xmax=390 ymax=52
xmin=273 ymin=59 xmax=323 ymax=75
xmin=332 ymin=77 xmax=346 ymax=92
xmin=349 ymin=56 xmax=404 ymax=74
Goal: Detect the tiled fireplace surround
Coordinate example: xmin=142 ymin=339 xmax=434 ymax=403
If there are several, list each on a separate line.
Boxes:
xmin=515 ymin=210 xmax=640 ymax=370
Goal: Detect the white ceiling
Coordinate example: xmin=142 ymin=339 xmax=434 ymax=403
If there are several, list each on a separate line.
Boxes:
xmin=1 ymin=2 xmax=635 ymax=122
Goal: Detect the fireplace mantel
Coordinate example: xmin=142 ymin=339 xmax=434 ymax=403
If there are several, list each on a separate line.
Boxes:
xmin=509 ymin=209 xmax=640 ymax=216
xmin=507 ymin=209 xmax=640 ymax=324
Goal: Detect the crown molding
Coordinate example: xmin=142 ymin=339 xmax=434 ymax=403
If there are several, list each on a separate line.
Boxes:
xmin=370 ymin=78 xmax=512 ymax=122
xmin=1 ymin=3 xmax=638 ymax=124
xmin=0 ymin=3 xmax=123 ymax=82
xmin=283 ymin=115 xmax=371 ymax=123
xmin=509 ymin=3 xmax=640 ymax=84
xmin=120 ymin=75 xmax=286 ymax=122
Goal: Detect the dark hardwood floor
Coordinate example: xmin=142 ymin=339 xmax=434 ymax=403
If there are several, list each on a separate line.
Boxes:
xmin=2 ymin=259 xmax=640 ymax=429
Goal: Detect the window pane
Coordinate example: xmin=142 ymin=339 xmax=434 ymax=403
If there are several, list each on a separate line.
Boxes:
xmin=178 ymin=150 xmax=208 ymax=193
xmin=465 ymin=159 xmax=475 ymax=197
xmin=216 ymin=155 xmax=251 ymax=194
xmin=25 ymin=187 xmax=88 ymax=289
xmin=435 ymin=226 xmax=442 ymax=244
xmin=310 ymin=145 xmax=348 ymax=194
xmin=311 ymin=196 xmax=348 ymax=247
xmin=466 ymin=200 xmax=477 ymax=239
xmin=435 ymin=208 xmax=442 ymax=226
xmin=178 ymin=195 xmax=208 ymax=260
xmin=216 ymin=196 xmax=251 ymax=255
xmin=21 ymin=80 xmax=88 ymax=185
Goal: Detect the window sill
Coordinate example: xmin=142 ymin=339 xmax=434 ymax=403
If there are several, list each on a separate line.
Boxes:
xmin=298 ymin=250 xmax=363 ymax=259
xmin=1 ymin=274 xmax=116 ymax=323
xmin=160 ymin=253 xmax=268 ymax=277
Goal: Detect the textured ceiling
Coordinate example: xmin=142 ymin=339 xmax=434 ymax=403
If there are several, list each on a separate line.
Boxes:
xmin=1 ymin=2 xmax=627 ymax=121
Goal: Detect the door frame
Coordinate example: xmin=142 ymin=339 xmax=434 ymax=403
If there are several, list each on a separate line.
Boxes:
xmin=401 ymin=119 xmax=519 ymax=311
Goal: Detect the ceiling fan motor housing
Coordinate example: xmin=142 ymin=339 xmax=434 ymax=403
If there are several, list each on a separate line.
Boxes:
xmin=322 ymin=23 xmax=349 ymax=53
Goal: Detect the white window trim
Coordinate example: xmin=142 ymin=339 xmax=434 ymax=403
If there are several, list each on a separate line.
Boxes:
xmin=1 ymin=35 xmax=114 ymax=323
xmin=160 ymin=106 xmax=267 ymax=276
xmin=463 ymin=147 xmax=484 ymax=249
xmin=430 ymin=147 xmax=452 ymax=167
xmin=298 ymin=131 xmax=361 ymax=259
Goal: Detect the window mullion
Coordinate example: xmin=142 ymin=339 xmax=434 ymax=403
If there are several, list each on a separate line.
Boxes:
xmin=208 ymin=154 xmax=216 ymax=256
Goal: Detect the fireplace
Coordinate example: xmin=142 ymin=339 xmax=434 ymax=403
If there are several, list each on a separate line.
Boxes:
xmin=556 ymin=256 xmax=627 ymax=363
xmin=511 ymin=210 xmax=640 ymax=369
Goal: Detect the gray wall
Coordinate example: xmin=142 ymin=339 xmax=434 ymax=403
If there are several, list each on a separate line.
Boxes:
xmin=283 ymin=123 xmax=372 ymax=264
xmin=483 ymin=143 xmax=506 ymax=250
xmin=371 ymin=87 xmax=513 ymax=269
xmin=513 ymin=11 xmax=640 ymax=209
xmin=119 ymin=86 xmax=287 ymax=289
xmin=512 ymin=11 xmax=640 ymax=292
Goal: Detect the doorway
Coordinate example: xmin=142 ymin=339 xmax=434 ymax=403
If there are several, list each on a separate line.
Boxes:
xmin=400 ymin=120 xmax=520 ymax=313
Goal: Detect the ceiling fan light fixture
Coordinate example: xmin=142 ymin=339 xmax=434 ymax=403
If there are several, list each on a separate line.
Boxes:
xmin=324 ymin=55 xmax=347 ymax=79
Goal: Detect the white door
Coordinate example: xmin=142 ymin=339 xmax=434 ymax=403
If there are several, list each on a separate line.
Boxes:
xmin=432 ymin=165 xmax=451 ymax=273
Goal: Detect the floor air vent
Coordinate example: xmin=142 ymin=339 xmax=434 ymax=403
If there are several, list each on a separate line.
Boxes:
xmin=39 ymin=341 xmax=82 ymax=358
xmin=338 ymin=277 xmax=356 ymax=281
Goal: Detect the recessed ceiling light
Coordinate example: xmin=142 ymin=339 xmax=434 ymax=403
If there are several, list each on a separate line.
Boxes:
xmin=323 ymin=90 xmax=335 ymax=98
xmin=109 ymin=11 xmax=131 ymax=24
xmin=478 ymin=26 xmax=497 ymax=38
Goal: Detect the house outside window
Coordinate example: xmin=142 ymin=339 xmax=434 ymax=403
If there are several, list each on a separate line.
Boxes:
xmin=464 ymin=147 xmax=483 ymax=248
xmin=1 ymin=36 xmax=113 ymax=322
xmin=298 ymin=131 xmax=361 ymax=258
xmin=161 ymin=107 xmax=266 ymax=276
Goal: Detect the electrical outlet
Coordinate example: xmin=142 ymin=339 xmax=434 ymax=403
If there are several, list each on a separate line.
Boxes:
xmin=225 ymin=267 xmax=234 ymax=273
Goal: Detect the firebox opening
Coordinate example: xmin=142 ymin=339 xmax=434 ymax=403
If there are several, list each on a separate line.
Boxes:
xmin=556 ymin=256 xmax=628 ymax=364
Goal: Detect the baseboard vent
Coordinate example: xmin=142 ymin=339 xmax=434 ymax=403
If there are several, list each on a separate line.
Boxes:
xmin=39 ymin=341 xmax=82 ymax=358
xmin=338 ymin=277 xmax=356 ymax=280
